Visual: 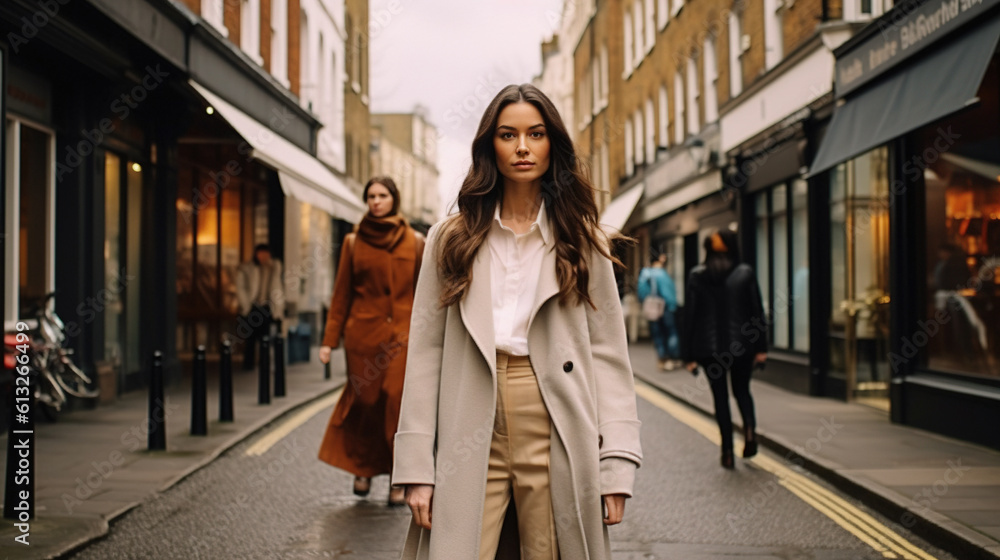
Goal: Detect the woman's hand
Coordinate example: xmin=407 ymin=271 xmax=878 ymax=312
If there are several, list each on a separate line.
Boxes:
xmin=685 ymin=362 xmax=698 ymax=373
xmin=603 ymin=494 xmax=627 ymax=525
xmin=406 ymin=484 xmax=434 ymax=530
xmin=754 ymin=353 xmax=767 ymax=365
xmin=319 ymin=346 xmax=332 ymax=364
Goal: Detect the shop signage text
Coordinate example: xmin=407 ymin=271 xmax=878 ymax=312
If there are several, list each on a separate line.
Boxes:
xmin=835 ymin=0 xmax=999 ymax=97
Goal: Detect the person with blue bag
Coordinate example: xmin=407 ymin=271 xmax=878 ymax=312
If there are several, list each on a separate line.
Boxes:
xmin=637 ymin=252 xmax=679 ymax=370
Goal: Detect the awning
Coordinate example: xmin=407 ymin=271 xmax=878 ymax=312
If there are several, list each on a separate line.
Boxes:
xmin=190 ymin=81 xmax=366 ymax=223
xmin=808 ymin=15 xmax=1000 ymax=176
xmin=600 ymin=184 xmax=644 ymax=231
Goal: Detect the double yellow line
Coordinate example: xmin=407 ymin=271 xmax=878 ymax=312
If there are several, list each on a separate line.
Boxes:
xmin=634 ymin=380 xmax=938 ymax=560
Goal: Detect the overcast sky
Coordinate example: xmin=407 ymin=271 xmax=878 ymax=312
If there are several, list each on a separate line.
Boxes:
xmin=368 ymin=0 xmax=564 ymax=217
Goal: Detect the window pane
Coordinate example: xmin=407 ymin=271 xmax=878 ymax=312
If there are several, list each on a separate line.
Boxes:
xmin=125 ymin=163 xmax=143 ymax=373
xmin=791 ymin=179 xmax=810 ymax=351
xmin=772 ymin=183 xmax=787 ymax=213
xmin=921 ymin=80 xmax=1000 ymax=378
xmin=221 ymin=188 xmax=242 ymax=317
xmin=773 ymin=211 xmax=790 ymax=349
xmin=18 ymin=124 xmax=50 ymax=314
xmin=105 ymin=153 xmax=122 ymax=365
xmin=755 ymin=193 xmax=771 ymax=331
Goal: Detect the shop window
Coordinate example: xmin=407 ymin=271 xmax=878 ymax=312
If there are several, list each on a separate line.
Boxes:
xmin=105 ymin=154 xmax=122 ymax=367
xmin=16 ymin=123 xmax=52 ymax=316
xmin=102 ymin=153 xmax=143 ymax=378
xmin=176 ymin=162 xmax=268 ymax=354
xmin=920 ymin=62 xmax=1000 ymax=378
xmin=791 ymin=179 xmax=810 ymax=350
xmin=829 ymin=148 xmax=891 ymax=400
xmin=755 ymin=180 xmax=810 ymax=352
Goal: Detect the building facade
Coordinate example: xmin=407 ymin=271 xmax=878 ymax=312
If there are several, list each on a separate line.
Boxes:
xmin=370 ymin=110 xmax=440 ymax=230
xmin=555 ymin=0 xmax=1000 ymax=449
xmin=2 ymin=0 xmax=367 ymax=398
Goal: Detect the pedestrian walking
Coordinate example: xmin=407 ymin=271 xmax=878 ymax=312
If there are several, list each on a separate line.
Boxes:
xmin=318 ymin=176 xmax=425 ymax=506
xmin=682 ymin=229 xmax=767 ymax=469
xmin=235 ymin=244 xmax=285 ymax=370
xmin=637 ymin=252 xmax=679 ymax=370
xmin=392 ymin=84 xmax=642 ymax=560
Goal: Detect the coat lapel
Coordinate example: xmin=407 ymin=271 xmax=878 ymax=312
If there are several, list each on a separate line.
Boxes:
xmin=460 ymin=245 xmax=497 ymax=374
xmin=526 ymin=246 xmax=560 ymax=336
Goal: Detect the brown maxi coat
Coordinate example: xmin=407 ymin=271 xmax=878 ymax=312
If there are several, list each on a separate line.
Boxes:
xmin=318 ymin=222 xmax=423 ymax=477
xmin=392 ymin=222 xmax=643 ymax=560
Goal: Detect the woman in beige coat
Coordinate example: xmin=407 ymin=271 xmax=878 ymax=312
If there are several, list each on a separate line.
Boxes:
xmin=392 ymin=84 xmax=642 ymax=560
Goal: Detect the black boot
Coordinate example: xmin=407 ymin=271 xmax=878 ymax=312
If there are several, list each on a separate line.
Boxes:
xmin=743 ymin=426 xmax=758 ymax=458
xmin=721 ymin=449 xmax=735 ymax=469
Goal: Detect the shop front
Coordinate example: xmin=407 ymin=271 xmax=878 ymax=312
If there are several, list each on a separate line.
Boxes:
xmin=809 ymin=0 xmax=1000 ymax=448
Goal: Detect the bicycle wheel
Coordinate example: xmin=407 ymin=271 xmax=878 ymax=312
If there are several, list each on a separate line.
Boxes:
xmin=53 ymin=356 xmax=99 ymax=400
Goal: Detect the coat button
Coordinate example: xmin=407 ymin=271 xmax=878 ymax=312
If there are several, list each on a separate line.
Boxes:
xmin=598 ymin=435 xmax=603 ymax=449
xmin=563 ymin=361 xmax=573 ymax=372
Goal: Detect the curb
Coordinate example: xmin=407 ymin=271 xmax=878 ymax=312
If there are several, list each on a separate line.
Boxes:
xmin=51 ymin=382 xmax=346 ymax=560
xmin=633 ymin=370 xmax=1000 ymax=560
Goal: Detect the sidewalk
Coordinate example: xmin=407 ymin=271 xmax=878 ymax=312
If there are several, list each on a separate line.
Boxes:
xmin=629 ymin=343 xmax=1000 ymax=560
xmin=0 ymin=347 xmax=347 ymax=560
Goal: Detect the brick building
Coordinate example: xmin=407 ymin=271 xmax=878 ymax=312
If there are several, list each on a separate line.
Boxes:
xmin=541 ymin=0 xmax=1000 ymax=449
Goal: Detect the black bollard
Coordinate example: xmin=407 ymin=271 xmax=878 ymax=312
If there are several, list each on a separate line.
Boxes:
xmin=149 ymin=350 xmax=166 ymax=451
xmin=274 ymin=336 xmax=286 ymax=397
xmin=219 ymin=340 xmax=233 ymax=422
xmin=191 ymin=346 xmax=207 ymax=435
xmin=258 ymin=336 xmax=271 ymax=405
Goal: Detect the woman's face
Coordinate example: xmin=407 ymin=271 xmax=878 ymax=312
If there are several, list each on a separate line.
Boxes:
xmin=366 ymin=183 xmax=394 ymax=217
xmin=493 ymin=101 xmax=551 ymax=188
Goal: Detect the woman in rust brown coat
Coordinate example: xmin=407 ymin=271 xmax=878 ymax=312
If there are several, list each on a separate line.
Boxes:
xmin=318 ymin=176 xmax=424 ymax=506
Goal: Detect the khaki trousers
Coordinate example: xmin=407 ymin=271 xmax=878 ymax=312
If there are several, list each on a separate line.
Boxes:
xmin=479 ymin=353 xmax=560 ymax=560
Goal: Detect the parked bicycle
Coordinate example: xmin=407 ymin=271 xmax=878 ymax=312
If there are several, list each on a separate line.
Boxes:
xmin=3 ymin=292 xmax=99 ymax=421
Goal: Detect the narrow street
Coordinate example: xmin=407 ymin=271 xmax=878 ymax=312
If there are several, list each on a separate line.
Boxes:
xmin=68 ymin=385 xmax=957 ymax=560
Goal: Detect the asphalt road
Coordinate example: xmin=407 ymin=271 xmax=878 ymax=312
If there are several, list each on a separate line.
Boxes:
xmin=68 ymin=388 xmax=958 ymax=560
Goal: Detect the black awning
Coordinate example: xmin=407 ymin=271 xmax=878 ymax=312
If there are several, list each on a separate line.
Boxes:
xmin=808 ymin=14 xmax=1000 ymax=176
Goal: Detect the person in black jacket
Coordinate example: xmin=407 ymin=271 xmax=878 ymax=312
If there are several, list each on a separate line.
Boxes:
xmin=682 ymin=229 xmax=768 ymax=469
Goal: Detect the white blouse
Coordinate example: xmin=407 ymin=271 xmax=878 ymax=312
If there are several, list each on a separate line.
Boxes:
xmin=487 ymin=203 xmax=552 ymax=356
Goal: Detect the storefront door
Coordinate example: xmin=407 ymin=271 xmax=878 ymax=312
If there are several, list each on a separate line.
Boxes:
xmin=829 ymin=148 xmax=891 ymax=408
xmin=103 ymin=152 xmax=144 ymax=385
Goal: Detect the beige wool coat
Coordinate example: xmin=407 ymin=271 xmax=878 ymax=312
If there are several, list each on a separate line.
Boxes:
xmin=392 ymin=221 xmax=643 ymax=560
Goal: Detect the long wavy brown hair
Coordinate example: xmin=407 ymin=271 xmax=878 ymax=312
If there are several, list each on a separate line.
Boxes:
xmin=437 ymin=83 xmax=621 ymax=308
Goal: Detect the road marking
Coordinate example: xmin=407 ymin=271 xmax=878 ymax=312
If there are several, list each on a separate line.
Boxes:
xmin=634 ymin=379 xmax=938 ymax=560
xmin=244 ymin=387 xmax=343 ymax=457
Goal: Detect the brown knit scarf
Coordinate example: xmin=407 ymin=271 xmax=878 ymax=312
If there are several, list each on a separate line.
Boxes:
xmin=356 ymin=213 xmax=408 ymax=250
